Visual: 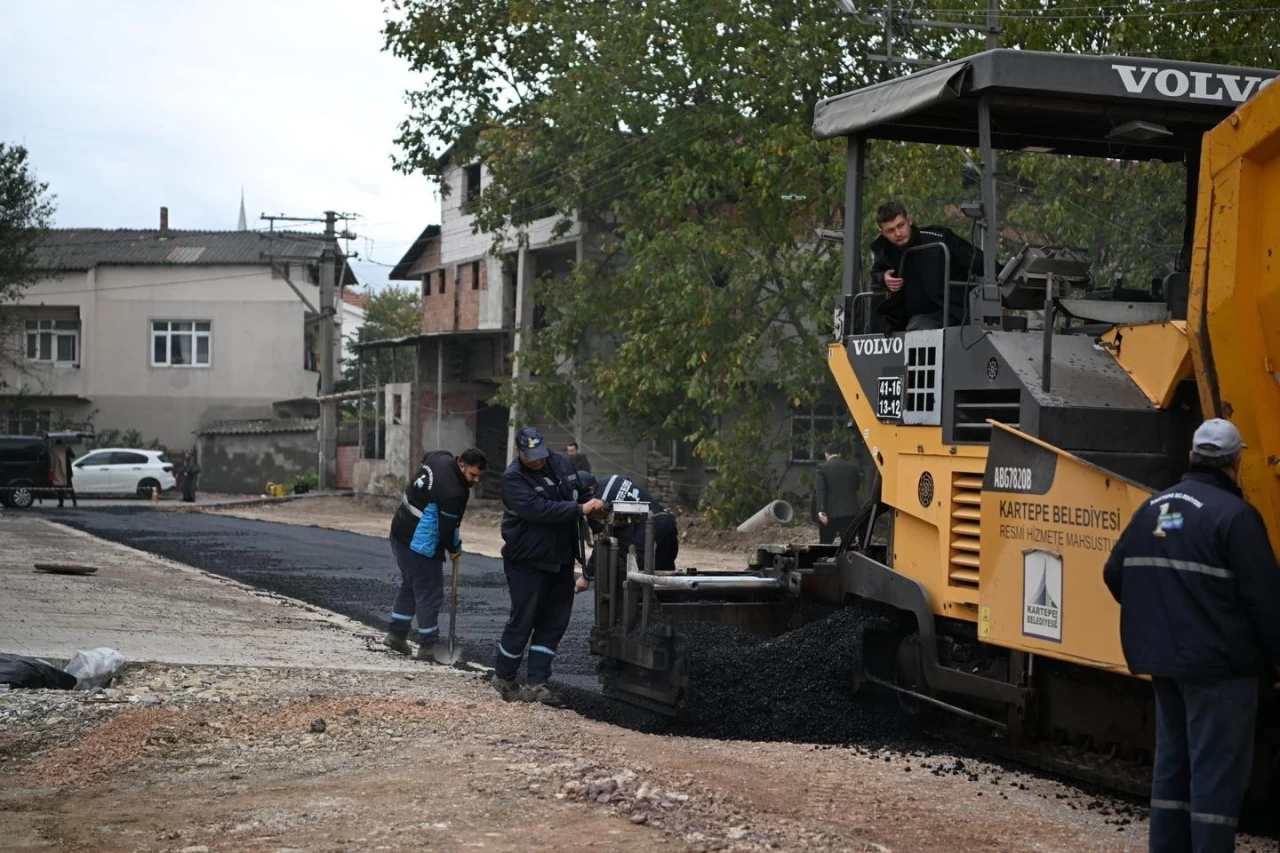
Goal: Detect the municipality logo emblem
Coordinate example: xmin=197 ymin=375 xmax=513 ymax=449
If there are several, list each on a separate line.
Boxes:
xmin=1152 ymin=502 xmax=1183 ymax=538
xmin=1023 ymin=549 xmax=1063 ymax=643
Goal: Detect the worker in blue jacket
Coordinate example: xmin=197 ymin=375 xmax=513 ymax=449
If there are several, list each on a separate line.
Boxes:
xmin=382 ymin=448 xmax=487 ymax=661
xmin=492 ymin=427 xmax=605 ymax=706
xmin=1104 ymin=418 xmax=1280 ymax=853
xmin=576 ymin=471 xmax=679 ymax=593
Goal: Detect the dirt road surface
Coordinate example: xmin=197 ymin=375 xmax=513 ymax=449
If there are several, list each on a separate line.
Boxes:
xmin=3 ymin=662 xmax=1179 ymax=853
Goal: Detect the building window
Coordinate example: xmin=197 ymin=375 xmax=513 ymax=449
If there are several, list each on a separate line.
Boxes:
xmin=392 ymin=393 xmax=403 ymax=425
xmin=464 ymin=163 xmax=482 ymax=208
xmin=438 ymin=269 xmax=447 ymax=295
xmin=791 ymin=402 xmax=837 ymax=463
xmin=25 ymin=319 xmax=79 ymax=365
xmin=423 ymin=273 xmax=432 ymax=297
xmin=670 ymin=439 xmax=695 ymax=471
xmin=5 ymin=409 xmax=51 ymax=436
xmin=152 ymin=320 xmax=211 ymax=367
xmin=471 ymin=260 xmax=481 ymax=290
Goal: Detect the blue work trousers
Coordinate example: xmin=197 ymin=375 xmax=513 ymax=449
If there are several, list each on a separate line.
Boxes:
xmin=386 ymin=535 xmax=444 ymax=645
xmin=1149 ymin=675 xmax=1257 ymax=853
xmin=494 ymin=562 xmax=575 ymax=685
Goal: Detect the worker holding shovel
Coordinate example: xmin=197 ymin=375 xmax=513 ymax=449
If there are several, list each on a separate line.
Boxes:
xmin=383 ymin=448 xmax=488 ymax=662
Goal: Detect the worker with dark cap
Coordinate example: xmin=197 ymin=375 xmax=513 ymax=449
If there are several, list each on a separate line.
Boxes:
xmin=492 ymin=426 xmax=605 ymax=706
xmin=575 ymin=471 xmax=679 ymax=594
xmin=1104 ymin=418 xmax=1280 ymax=853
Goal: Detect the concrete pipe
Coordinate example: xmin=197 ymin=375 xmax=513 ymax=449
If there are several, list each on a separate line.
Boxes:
xmin=735 ymin=499 xmax=795 ymax=534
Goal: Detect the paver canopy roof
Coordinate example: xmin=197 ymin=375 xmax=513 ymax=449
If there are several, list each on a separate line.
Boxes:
xmin=813 ymin=49 xmax=1277 ymax=159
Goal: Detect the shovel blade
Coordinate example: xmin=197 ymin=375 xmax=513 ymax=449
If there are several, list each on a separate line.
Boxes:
xmin=432 ymin=642 xmax=465 ymax=665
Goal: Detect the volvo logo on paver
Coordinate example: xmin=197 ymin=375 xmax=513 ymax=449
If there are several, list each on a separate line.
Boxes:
xmin=1112 ymin=64 xmax=1272 ymax=103
xmin=850 ymin=337 xmax=904 ymax=356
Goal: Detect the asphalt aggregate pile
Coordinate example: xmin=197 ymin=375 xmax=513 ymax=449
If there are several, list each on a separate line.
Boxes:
xmin=567 ymin=604 xmax=916 ymax=748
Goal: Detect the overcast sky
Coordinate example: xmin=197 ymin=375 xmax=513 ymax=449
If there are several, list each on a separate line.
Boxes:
xmin=0 ymin=0 xmax=439 ymax=289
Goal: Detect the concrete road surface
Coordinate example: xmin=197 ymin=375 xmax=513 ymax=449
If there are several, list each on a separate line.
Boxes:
xmin=46 ymin=507 xmax=600 ymax=688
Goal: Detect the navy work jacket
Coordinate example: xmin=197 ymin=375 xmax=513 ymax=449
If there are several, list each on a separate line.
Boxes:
xmin=500 ymin=451 xmax=588 ymax=572
xmin=1103 ymin=468 xmax=1280 ymax=679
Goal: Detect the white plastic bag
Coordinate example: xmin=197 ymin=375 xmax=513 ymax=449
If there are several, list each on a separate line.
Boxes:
xmin=65 ymin=647 xmax=125 ymax=690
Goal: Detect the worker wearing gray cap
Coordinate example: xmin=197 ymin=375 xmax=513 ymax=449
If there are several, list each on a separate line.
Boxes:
xmin=1104 ymin=418 xmax=1280 ymax=853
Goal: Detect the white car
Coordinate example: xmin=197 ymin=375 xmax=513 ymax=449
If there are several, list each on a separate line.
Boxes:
xmin=71 ymin=448 xmax=177 ymax=497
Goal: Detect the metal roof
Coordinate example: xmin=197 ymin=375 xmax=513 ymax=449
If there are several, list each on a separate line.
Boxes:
xmin=813 ymin=49 xmax=1277 ymax=159
xmin=197 ymin=418 xmax=319 ymax=436
xmin=33 ymin=229 xmax=336 ymax=272
xmin=388 ymin=224 xmax=442 ymax=280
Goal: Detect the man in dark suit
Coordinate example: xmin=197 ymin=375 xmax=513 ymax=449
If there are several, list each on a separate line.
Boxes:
xmin=815 ymin=444 xmax=862 ymax=545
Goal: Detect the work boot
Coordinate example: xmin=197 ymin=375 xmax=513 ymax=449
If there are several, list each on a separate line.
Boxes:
xmin=521 ymin=683 xmax=565 ymax=708
xmin=381 ymin=632 xmax=411 ymax=656
xmin=414 ymin=642 xmax=443 ymax=663
xmin=490 ymin=675 xmax=523 ymax=702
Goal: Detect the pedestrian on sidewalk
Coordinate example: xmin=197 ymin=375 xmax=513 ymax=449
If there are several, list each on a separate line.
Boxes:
xmin=383 ymin=448 xmax=487 ymax=661
xmin=567 ymin=441 xmax=592 ymax=473
xmin=492 ymin=427 xmax=604 ymax=706
xmin=1104 ymin=418 xmax=1280 ymax=853
xmin=179 ymin=450 xmax=201 ymax=503
xmin=50 ymin=438 xmax=77 ymax=508
xmin=815 ymin=443 xmax=861 ymax=545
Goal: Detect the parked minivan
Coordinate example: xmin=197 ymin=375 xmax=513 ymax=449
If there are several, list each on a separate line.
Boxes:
xmin=0 ymin=435 xmax=52 ymax=508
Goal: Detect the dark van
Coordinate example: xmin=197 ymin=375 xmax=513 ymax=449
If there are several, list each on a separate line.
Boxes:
xmin=0 ymin=435 xmax=52 ymax=509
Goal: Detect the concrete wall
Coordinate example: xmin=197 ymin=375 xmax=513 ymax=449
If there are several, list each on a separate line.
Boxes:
xmin=1 ymin=266 xmax=319 ymax=448
xmin=196 ymin=430 xmax=318 ymax=495
xmin=383 ymin=381 xmax=413 ymax=484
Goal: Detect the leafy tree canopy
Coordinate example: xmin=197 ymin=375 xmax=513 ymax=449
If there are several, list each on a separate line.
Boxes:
xmin=384 ymin=0 xmax=1278 ymax=523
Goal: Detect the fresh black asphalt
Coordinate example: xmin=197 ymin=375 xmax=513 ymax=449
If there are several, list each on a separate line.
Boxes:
xmin=47 ymin=507 xmax=600 ymax=689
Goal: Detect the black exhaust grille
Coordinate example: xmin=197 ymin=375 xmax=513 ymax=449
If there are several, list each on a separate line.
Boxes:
xmin=953 ymin=389 xmax=1021 ymax=443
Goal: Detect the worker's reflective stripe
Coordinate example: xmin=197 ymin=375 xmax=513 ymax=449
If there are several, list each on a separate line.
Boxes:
xmin=1123 ymin=557 xmax=1233 ymax=579
xmin=498 ymin=642 xmax=522 ymax=659
xmin=529 ymin=645 xmax=556 ymax=657
xmin=390 ymin=612 xmax=413 ymax=621
xmin=401 ymin=498 xmax=423 ymax=518
xmin=1151 ymin=798 xmax=1191 ymax=811
xmin=1191 ymin=812 xmax=1238 ymax=827
xmin=441 ymin=510 xmax=459 ymax=519
xmin=603 ymin=475 xmax=619 ymax=504
xmin=417 ymin=626 xmax=439 ymax=635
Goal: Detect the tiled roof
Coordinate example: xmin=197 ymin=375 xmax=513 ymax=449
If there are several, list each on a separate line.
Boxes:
xmin=340 ymin=288 xmax=368 ymax=309
xmin=34 ymin=229 xmax=333 ymax=271
xmin=197 ymin=418 xmax=319 ymax=437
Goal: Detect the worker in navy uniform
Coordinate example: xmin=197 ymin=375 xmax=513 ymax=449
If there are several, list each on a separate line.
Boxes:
xmin=383 ymin=448 xmax=488 ymax=661
xmin=814 ymin=443 xmax=862 ymax=545
xmin=1104 ymin=418 xmax=1280 ymax=853
xmin=492 ymin=427 xmax=605 ymax=706
xmin=575 ymin=471 xmax=679 ymax=592
xmin=869 ymin=201 xmax=984 ymax=332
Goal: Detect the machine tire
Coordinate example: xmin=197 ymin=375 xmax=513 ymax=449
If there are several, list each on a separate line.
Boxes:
xmin=137 ymin=478 xmax=161 ymax=499
xmin=895 ymin=633 xmax=933 ymax=719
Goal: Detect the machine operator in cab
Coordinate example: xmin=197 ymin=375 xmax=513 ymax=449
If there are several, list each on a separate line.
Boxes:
xmin=869 ymin=201 xmax=984 ymax=332
xmin=1104 ymin=418 xmax=1280 ymax=853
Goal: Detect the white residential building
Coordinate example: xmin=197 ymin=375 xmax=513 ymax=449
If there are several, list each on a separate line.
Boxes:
xmin=2 ymin=216 xmax=353 ymax=449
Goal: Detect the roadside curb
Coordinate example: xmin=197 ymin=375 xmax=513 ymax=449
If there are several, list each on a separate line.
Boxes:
xmin=162 ymin=490 xmax=356 ymax=512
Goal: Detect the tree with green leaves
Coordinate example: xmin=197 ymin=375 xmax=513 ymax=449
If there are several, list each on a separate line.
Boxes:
xmin=340 ymin=284 xmax=422 ymax=390
xmin=0 ymin=142 xmax=56 ymax=395
xmin=382 ymin=0 xmax=1277 ymax=524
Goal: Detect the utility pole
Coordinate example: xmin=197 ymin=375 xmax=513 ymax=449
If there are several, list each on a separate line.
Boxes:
xmin=840 ymin=1 xmax=1000 ymax=72
xmin=260 ymin=211 xmax=356 ymax=491
xmin=319 ymin=211 xmax=338 ymax=491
